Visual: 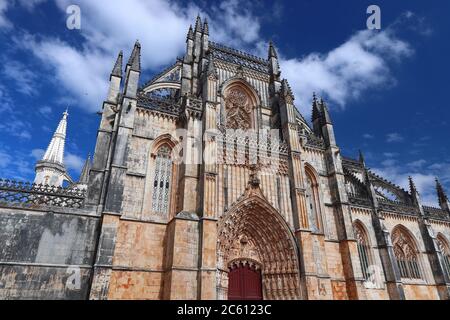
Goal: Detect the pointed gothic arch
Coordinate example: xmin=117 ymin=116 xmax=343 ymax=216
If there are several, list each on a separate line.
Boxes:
xmin=304 ymin=164 xmax=324 ymax=233
xmin=436 ymin=233 xmax=450 ymax=278
xmin=216 ymin=181 xmax=302 ymax=300
xmin=391 ymin=225 xmax=423 ymax=280
xmin=353 ymin=220 xmax=374 ymax=282
xmin=142 ymin=134 xmax=180 ymax=220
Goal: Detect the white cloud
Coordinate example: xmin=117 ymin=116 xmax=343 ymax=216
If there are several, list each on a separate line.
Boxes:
xmin=0 ymin=150 xmax=12 ymax=168
xmin=13 ymin=0 xmax=262 ymax=112
xmin=5 ymin=2 xmax=423 ymax=121
xmin=0 ymin=147 xmax=35 ymax=181
xmin=2 ymin=60 xmax=38 ymax=95
xmin=65 ymin=152 xmax=84 ymax=172
xmin=407 ymin=159 xmax=426 ymax=169
xmin=281 ymin=27 xmax=413 ymax=116
xmin=386 ymin=132 xmax=404 ymax=143
xmin=210 ymin=0 xmax=261 ymax=45
xmin=0 ymin=117 xmax=32 ymax=139
xmin=39 ymin=106 xmax=52 ymax=116
xmin=383 ymin=152 xmax=398 ymax=158
xmin=363 ymin=133 xmax=374 ymax=139
xmin=373 ymin=160 xmax=450 ymax=206
xmin=0 ymin=0 xmax=11 ymax=29
xmin=0 ymin=0 xmax=47 ymax=29
xmin=31 ymin=148 xmax=45 ymax=160
xmin=17 ymin=0 xmax=47 ymax=11
xmin=381 ymin=159 xmax=397 ymax=167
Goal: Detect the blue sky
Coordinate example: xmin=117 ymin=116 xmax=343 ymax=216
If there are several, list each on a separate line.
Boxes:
xmin=0 ymin=0 xmax=449 ymax=205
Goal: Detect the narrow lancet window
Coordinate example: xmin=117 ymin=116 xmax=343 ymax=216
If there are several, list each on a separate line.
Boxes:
xmin=152 ymin=145 xmax=172 ymax=215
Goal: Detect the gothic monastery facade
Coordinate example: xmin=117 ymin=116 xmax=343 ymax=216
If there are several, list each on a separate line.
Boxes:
xmin=0 ymin=16 xmax=450 ymax=300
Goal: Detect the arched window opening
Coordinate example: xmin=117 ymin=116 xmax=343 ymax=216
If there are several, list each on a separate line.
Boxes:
xmin=151 ymin=145 xmax=173 ymax=215
xmin=354 ymin=222 xmax=372 ymax=281
xmin=392 ymin=227 xmax=422 ymax=280
xmin=437 ymin=235 xmax=450 ymax=278
xmin=305 ymin=168 xmax=321 ymax=233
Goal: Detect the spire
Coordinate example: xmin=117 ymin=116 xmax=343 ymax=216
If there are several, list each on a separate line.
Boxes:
xmin=78 ymin=154 xmax=91 ymax=184
xmin=203 ymin=18 xmax=209 ymax=35
xmin=42 ymin=109 xmax=68 ymax=164
xmin=409 ymin=176 xmax=421 ymax=207
xmin=281 ymin=79 xmax=294 ymax=100
xmin=268 ymin=40 xmax=278 ymax=59
xmin=359 ymin=150 xmax=366 ymax=167
xmin=312 ymin=92 xmax=321 ymax=120
xmin=436 ymin=178 xmax=449 ymax=209
xmin=409 ymin=176 xmax=418 ymax=195
xmin=111 ymin=51 xmax=123 ymax=78
xmin=127 ymin=40 xmax=141 ymax=72
xmin=194 ymin=14 xmax=202 ymax=33
xmin=320 ymin=98 xmax=332 ymax=124
xmin=187 ymin=25 xmax=194 ymax=40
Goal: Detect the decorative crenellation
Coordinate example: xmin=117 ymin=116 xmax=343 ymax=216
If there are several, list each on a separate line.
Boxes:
xmin=209 ymin=41 xmax=269 ymax=74
xmin=423 ymin=205 xmax=449 ymax=221
xmin=0 ymin=178 xmax=86 ymax=209
xmin=137 ymin=93 xmax=180 ymax=117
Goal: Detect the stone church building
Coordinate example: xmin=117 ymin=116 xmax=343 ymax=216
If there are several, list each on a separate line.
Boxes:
xmin=1 ymin=16 xmax=450 ymax=300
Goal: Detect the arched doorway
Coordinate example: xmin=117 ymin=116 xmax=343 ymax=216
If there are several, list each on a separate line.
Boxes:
xmin=228 ymin=261 xmax=263 ymax=300
xmin=217 ymin=175 xmax=302 ymax=300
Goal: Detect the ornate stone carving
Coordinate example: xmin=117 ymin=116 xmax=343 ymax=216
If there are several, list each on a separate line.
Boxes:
xmin=216 ymin=177 xmax=301 ymax=300
xmin=392 ymin=228 xmax=417 ymax=260
xmin=224 ymin=87 xmax=252 ymax=130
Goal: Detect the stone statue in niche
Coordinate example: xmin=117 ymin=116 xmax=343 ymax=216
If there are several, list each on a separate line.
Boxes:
xmin=225 ymin=87 xmax=252 ymax=130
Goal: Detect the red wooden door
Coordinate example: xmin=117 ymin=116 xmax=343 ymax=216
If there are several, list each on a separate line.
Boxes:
xmin=228 ymin=262 xmax=263 ymax=300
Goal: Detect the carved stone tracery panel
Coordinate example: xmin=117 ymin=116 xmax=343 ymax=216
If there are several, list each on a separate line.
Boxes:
xmin=224 ymin=86 xmax=253 ymax=130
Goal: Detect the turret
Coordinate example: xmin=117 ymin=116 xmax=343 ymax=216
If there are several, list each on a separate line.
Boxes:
xmin=311 ymin=93 xmax=322 ymax=135
xmin=202 ymin=18 xmax=209 ymax=52
xmin=124 ymin=40 xmax=141 ymax=98
xmin=71 ymin=154 xmax=91 ymax=191
xmin=107 ymin=51 xmax=123 ymax=104
xmin=194 ymin=15 xmax=202 ymax=63
xmin=436 ymin=178 xmax=450 ymax=212
xmin=318 ymin=97 xmax=336 ymax=147
xmin=359 ymin=149 xmax=366 ymax=167
xmin=409 ymin=176 xmax=425 ymax=215
xmin=268 ymin=41 xmax=280 ymax=81
xmin=34 ymin=110 xmax=72 ymax=187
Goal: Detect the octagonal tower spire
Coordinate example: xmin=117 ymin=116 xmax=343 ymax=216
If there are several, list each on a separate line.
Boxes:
xmin=34 ymin=109 xmax=72 ymax=186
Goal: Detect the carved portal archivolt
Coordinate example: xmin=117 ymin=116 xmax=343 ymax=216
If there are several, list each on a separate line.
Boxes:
xmin=223 ymin=83 xmax=256 ymax=130
xmin=216 ymin=181 xmax=302 ymax=300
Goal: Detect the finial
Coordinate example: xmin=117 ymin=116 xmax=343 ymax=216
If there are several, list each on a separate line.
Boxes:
xmin=320 ymin=97 xmax=332 ymax=124
xmin=195 ymin=14 xmax=202 ymax=32
xmin=312 ymin=93 xmax=322 ymax=122
xmin=359 ymin=150 xmax=365 ymax=166
xmin=409 ymin=176 xmax=418 ymax=194
xmin=203 ymin=18 xmax=209 ymax=35
xmin=436 ymin=177 xmax=449 ymax=204
xmin=187 ymin=25 xmax=194 ymax=40
xmin=127 ymin=40 xmax=141 ymax=72
xmin=268 ymin=40 xmax=278 ymax=59
xmin=111 ymin=50 xmax=123 ymax=78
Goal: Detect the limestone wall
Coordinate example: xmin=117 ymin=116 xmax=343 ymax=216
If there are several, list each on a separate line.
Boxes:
xmin=0 ymin=206 xmax=99 ymax=299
